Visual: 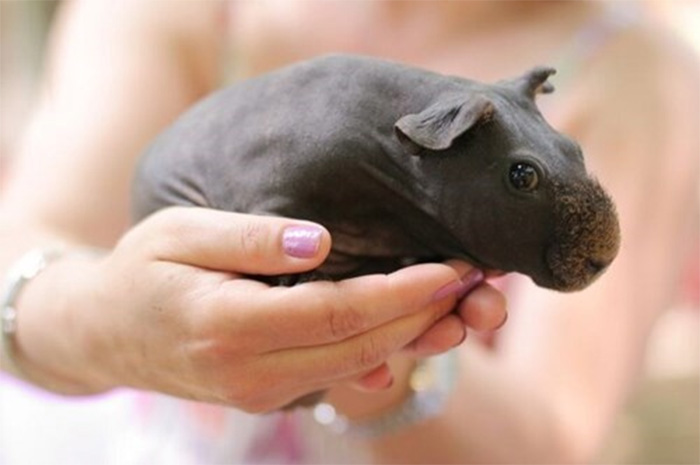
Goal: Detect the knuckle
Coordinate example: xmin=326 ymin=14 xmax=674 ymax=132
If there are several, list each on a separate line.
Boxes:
xmin=191 ymin=322 xmax=248 ymax=365
xmin=357 ymin=334 xmax=387 ymax=369
xmin=133 ymin=207 xmax=196 ymax=258
xmin=365 ymin=274 xmax=404 ymax=313
xmin=196 ymin=337 xmax=237 ymax=365
xmin=326 ymin=298 xmax=366 ymax=341
xmin=186 ymin=308 xmax=249 ymax=366
xmin=236 ymin=220 xmax=270 ymax=261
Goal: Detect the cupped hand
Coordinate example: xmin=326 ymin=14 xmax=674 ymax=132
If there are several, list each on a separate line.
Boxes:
xmin=352 ymin=261 xmax=508 ymax=392
xmin=43 ymin=207 xmax=497 ymax=412
xmin=17 ymin=207 xmax=507 ymax=412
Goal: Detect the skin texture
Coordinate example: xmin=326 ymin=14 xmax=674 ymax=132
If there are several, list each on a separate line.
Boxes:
xmin=132 ymin=54 xmax=620 ymax=292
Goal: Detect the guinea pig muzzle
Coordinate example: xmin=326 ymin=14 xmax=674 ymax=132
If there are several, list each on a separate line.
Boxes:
xmin=543 ymin=178 xmax=621 ymax=292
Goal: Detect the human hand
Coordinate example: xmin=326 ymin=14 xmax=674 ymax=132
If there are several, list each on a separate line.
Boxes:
xmin=351 ymin=261 xmax=507 ymax=392
xmin=322 ymin=261 xmax=507 ymax=419
xmin=17 ymin=207 xmax=496 ymax=412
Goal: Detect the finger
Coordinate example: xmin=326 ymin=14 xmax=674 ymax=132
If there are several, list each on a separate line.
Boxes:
xmin=217 ymin=263 xmax=464 ymax=351
xmin=351 ymin=363 xmax=394 ymax=391
xmin=141 ymin=207 xmax=331 ymax=275
xmin=269 ymin=297 xmax=453 ymax=386
xmin=457 ymin=282 xmax=508 ymax=332
xmin=442 ymin=259 xmax=485 ymax=297
xmin=403 ymin=313 xmax=466 ymax=357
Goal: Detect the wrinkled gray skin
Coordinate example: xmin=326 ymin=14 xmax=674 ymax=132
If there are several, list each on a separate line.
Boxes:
xmin=133 ymin=54 xmax=620 ymax=292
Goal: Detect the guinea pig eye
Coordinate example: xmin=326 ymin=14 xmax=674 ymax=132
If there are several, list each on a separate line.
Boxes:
xmin=509 ymin=163 xmax=539 ymax=192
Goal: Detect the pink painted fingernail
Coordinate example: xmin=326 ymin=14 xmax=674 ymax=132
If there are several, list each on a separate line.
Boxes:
xmin=457 ymin=269 xmax=485 ymax=299
xmin=282 ymin=225 xmax=323 ymax=258
xmin=432 ymin=269 xmax=485 ymax=303
xmin=433 ymin=278 xmax=467 ymax=302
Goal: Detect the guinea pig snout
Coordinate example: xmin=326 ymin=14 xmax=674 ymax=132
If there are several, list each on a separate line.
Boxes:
xmin=544 ymin=178 xmax=621 ymax=292
xmin=582 ymin=243 xmax=618 ymax=281
xmin=584 ymin=257 xmax=611 ymax=277
xmin=546 ymin=243 xmax=617 ymax=292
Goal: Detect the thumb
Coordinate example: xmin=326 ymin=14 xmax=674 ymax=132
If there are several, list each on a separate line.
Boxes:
xmin=139 ymin=207 xmax=331 ymax=275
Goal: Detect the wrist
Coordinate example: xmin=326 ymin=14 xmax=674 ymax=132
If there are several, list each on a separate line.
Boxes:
xmin=2 ymin=247 xmax=114 ymax=394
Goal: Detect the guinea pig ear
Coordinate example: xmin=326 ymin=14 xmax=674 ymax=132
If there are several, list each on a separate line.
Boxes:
xmin=509 ymin=66 xmax=556 ymax=98
xmin=394 ymin=94 xmax=494 ymax=156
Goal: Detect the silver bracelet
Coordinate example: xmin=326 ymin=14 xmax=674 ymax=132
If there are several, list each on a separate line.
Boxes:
xmin=1 ymin=248 xmax=65 ymax=378
xmin=312 ymin=351 xmax=459 ymax=439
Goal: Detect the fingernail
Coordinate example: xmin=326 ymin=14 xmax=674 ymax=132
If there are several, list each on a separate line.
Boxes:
xmin=283 ymin=225 xmax=323 ymax=258
xmin=432 ymin=269 xmax=485 ymax=303
xmin=433 ymin=279 xmax=466 ymax=302
xmin=457 ymin=269 xmax=485 ymax=299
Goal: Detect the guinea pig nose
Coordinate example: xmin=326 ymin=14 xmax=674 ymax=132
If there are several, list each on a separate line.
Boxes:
xmin=585 ymin=257 xmax=610 ymax=277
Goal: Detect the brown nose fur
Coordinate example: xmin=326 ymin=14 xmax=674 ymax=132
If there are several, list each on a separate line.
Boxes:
xmin=545 ymin=178 xmax=621 ymax=292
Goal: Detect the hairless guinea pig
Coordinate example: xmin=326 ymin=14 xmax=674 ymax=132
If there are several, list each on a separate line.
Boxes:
xmin=132 ymin=54 xmax=620 ymax=292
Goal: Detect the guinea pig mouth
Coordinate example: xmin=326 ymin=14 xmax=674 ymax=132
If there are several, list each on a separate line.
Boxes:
xmin=544 ymin=247 xmax=615 ymax=291
xmin=543 ymin=178 xmax=621 ymax=292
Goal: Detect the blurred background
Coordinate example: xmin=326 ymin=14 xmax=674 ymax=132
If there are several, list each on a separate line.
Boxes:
xmin=1 ymin=1 xmax=698 ymax=464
